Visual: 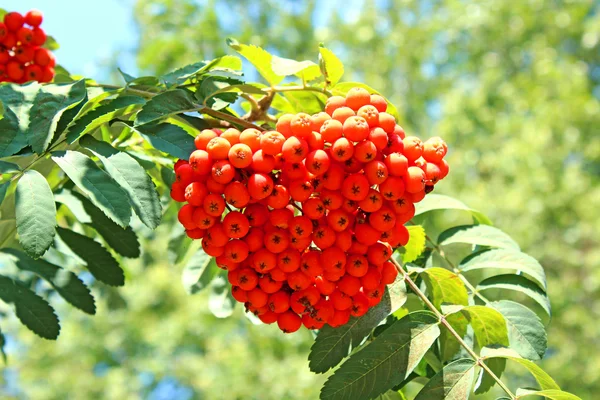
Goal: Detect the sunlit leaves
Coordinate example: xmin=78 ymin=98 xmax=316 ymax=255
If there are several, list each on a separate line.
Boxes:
xmin=15 ymin=170 xmax=57 ymax=258
xmin=208 ymin=271 xmax=236 ymax=318
xmin=421 ymin=267 xmax=468 ymax=310
xmin=438 ymin=225 xmax=520 ymax=251
xmin=182 ymin=250 xmax=219 ymax=294
xmin=402 ymin=225 xmax=426 ymax=263
xmin=319 ymin=46 xmax=344 ymax=87
xmin=227 ymin=38 xmax=284 ymax=85
xmin=414 ymin=194 xmax=492 ymax=225
xmin=414 ymin=359 xmax=476 ymax=400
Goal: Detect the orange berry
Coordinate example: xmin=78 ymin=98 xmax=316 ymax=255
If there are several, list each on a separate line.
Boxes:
xmin=24 ymin=10 xmax=43 ymax=27
xmin=350 ymin=293 xmax=370 ymax=317
xmin=335 ymin=230 xmax=353 ymax=252
xmin=247 ymin=173 xmax=274 ymax=200
xmin=364 ymin=160 xmax=388 ymax=185
xmin=305 ymin=149 xmax=330 ymax=176
xmin=239 ymin=128 xmax=262 ymax=152
xmin=206 ymin=223 xmax=229 ymax=247
xmin=289 ymin=215 xmax=313 ymax=239
xmin=330 ymin=137 xmax=354 ymax=162
xmin=311 ymin=112 xmax=331 ymax=132
xmin=276 ymin=114 xmax=294 ymax=138
xmin=379 ymin=176 xmax=406 ymax=201
xmin=287 ymin=270 xmax=312 ymax=291
xmin=244 ymin=228 xmax=265 ymax=252
xmin=361 ymin=266 xmax=382 ymax=290
xmin=354 ymin=140 xmax=377 ymax=163
xmin=386 ymin=133 xmax=405 ymax=154
xmin=281 ymin=136 xmax=309 ymax=163
xmin=189 ymin=150 xmax=212 ymax=175
xmin=370 ymin=94 xmax=387 ymax=112
xmin=267 ymin=184 xmax=290 ymax=209
xmin=320 ymin=119 xmax=343 ymax=143
xmin=206 ymin=178 xmax=225 ymax=194
xmin=367 ymin=242 xmax=393 ymax=266
xmin=259 ymin=310 xmax=279 ymax=324
xmin=325 ymin=95 xmax=346 ymax=116
xmin=224 ymin=239 xmax=250 ymax=264
xmin=326 ymin=208 xmax=351 ymax=232
xmin=355 ymin=223 xmax=381 ymax=246
xmin=228 ymin=143 xmax=253 ymax=168
xmin=346 ymin=254 xmax=369 ymax=277
xmin=203 ymin=193 xmax=225 ymax=217
xmin=332 ymin=106 xmax=355 ymax=124
xmin=321 ymin=189 xmax=344 ymax=210
xmin=337 ymin=275 xmax=361 ymax=296
xmin=184 ymin=182 xmax=208 ymax=206
xmin=345 ymin=87 xmax=370 ymax=111
xmin=343 ymin=116 xmax=369 ymax=142
xmin=315 ymin=276 xmax=336 ymax=295
xmin=268 ymin=291 xmax=291 ymax=313
xmin=260 ymin=130 xmax=286 ymax=155
xmin=264 ymin=228 xmax=290 ymax=253
xmin=178 ymin=204 xmax=197 ymax=230
xmin=288 ymin=179 xmax=313 ymax=202
xmin=330 ymin=290 xmax=352 ymax=310
xmin=206 ymin=137 xmax=231 ymax=160
xmin=224 ymin=181 xmax=251 ymax=208
xmin=300 ymin=250 xmax=324 ymax=278
xmin=378 ymin=112 xmax=396 ymax=133
xmin=357 ymin=105 xmax=380 ymax=127
xmin=322 ymin=163 xmax=345 ymax=190
xmin=247 ymin=287 xmax=269 ymax=308
xmin=393 ymin=124 xmax=406 ymax=139
xmin=211 ymin=160 xmax=235 ymax=184
xmin=329 ymin=309 xmax=351 ymax=327
xmin=251 ymin=149 xmax=276 ymax=173
xmin=368 ymin=127 xmax=389 ymax=151
xmin=282 ymin=161 xmax=308 ymax=180
xmin=277 ymin=248 xmax=301 ymax=273
xmin=220 ymin=128 xmax=240 ymax=145
xmin=402 ymin=136 xmax=424 ymax=162
xmin=385 ymin=152 xmax=408 ymax=176
xmin=290 ymin=113 xmax=313 ymax=139
xmin=370 ymin=207 xmax=397 ymax=232
xmin=170 ymin=182 xmax=186 ymax=202
xmin=307 ymin=130 xmax=324 ymax=150
xmin=312 ymin=224 xmax=336 ymax=249
xmin=358 ymin=188 xmax=384 ymax=213
xmin=259 ymin=274 xmax=284 ymax=294
xmin=303 ymin=198 xmax=325 ymax=220
xmin=252 ymin=248 xmax=277 ymax=273
xmin=277 ymin=311 xmax=302 ymax=333
xmin=202 ymin=240 xmax=224 ymax=257
xmin=244 ymin=203 xmax=270 ymax=226
xmin=423 ymin=136 xmax=448 ymax=163
xmin=195 ymin=129 xmax=218 ymax=150
xmin=405 ymin=166 xmax=426 ymax=193
xmin=341 ymin=173 xmax=370 ymax=201
xmin=231 ymin=286 xmax=248 ymax=303
xmin=381 ymin=261 xmax=399 ymax=284
xmin=222 ymin=211 xmax=250 ymax=239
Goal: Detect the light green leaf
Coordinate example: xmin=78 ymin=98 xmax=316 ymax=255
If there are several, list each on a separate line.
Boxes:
xmin=332 ymin=82 xmax=400 ymax=120
xmin=516 ymin=389 xmax=582 ymax=400
xmin=182 ymin=250 xmax=219 ymax=294
xmin=477 ymin=275 xmax=551 ymax=316
xmin=414 ymin=194 xmax=492 ymax=225
xmin=403 ymin=225 xmax=426 ymax=263
xmin=121 ymin=122 xmax=196 ymax=160
xmin=15 ymin=170 xmax=57 ymax=258
xmin=481 ymin=347 xmax=560 ymax=390
xmin=490 ymin=300 xmax=547 ymax=360
xmin=271 ymin=56 xmax=321 ymax=81
xmin=51 ymin=150 xmax=131 ymax=227
xmin=227 ymin=38 xmax=284 ymax=85
xmin=377 ymin=390 xmax=407 ymax=400
xmin=0 ymin=248 xmax=95 ymax=314
xmin=66 ymin=95 xmax=146 ymax=143
xmin=168 ymin=224 xmax=194 ymax=265
xmin=440 ymin=311 xmax=469 ymax=362
xmin=421 ymin=267 xmax=469 ymax=310
xmin=460 ymin=305 xmax=509 ymax=348
xmin=438 ymin=225 xmax=520 ymax=251
xmin=319 ymin=46 xmax=344 ymax=86
xmin=208 ymin=271 xmax=236 ymax=318
xmin=459 ymin=249 xmax=546 ymax=290
xmin=28 ymin=80 xmax=87 ymax=153
xmin=0 ymin=275 xmax=60 ymax=339
xmin=135 ymin=89 xmax=197 ymax=126
xmin=57 ymin=227 xmax=125 ymax=287
xmin=414 ymin=358 xmax=476 ymax=400
xmin=309 ymin=277 xmax=407 ymax=373
xmin=320 ymin=311 xmax=440 ymax=400
xmin=79 ymin=136 xmax=162 ymax=229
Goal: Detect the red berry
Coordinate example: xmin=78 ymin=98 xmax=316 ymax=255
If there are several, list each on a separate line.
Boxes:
xmin=24 ymin=10 xmax=43 ymax=27
xmin=4 ymin=12 xmax=24 ymax=32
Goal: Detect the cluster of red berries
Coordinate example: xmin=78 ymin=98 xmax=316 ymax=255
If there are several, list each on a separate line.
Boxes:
xmin=171 ymin=87 xmax=449 ymax=333
xmin=0 ymin=10 xmax=55 ymax=83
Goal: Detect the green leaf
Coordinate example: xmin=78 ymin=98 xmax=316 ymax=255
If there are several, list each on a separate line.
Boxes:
xmin=0 ymin=161 xmax=20 ymax=174
xmin=309 ymin=277 xmax=407 ymax=373
xmin=414 ymin=194 xmax=492 ymax=225
xmin=0 ymin=181 xmax=9 ymax=206
xmin=438 ymin=225 xmax=520 ymax=251
xmin=0 ymin=248 xmax=95 ymax=314
xmin=0 ymin=327 xmax=6 ymax=363
xmin=490 ymin=300 xmax=547 ymax=360
xmin=459 ymin=249 xmax=546 ymax=290
xmin=414 ymin=358 xmax=476 ymax=400
xmin=460 ymin=305 xmax=509 ymax=348
xmin=53 ymin=189 xmax=91 ymax=223
xmin=332 ymin=82 xmax=400 ymax=120
xmin=402 ymin=225 xmax=426 ymax=263
xmin=60 ymin=190 xmax=140 ymax=258
xmin=377 ymin=391 xmax=407 ymax=400
xmin=51 ymin=150 xmax=131 ymax=227
xmin=0 ymin=275 xmax=60 ymax=339
xmin=57 ymin=227 xmax=125 ymax=286
xmin=79 ymin=136 xmax=162 ymax=229
xmin=121 ymin=122 xmax=196 ymax=160
xmin=160 ymin=55 xmax=242 ymax=87
xmin=271 ymin=56 xmax=321 ymax=81
xmin=516 ymin=389 xmax=582 ymax=400
xmin=168 ymin=224 xmax=194 ymax=265
xmin=15 ymin=170 xmax=57 ymax=258
xmin=440 ymin=311 xmax=469 ymax=362
xmin=0 ymin=83 xmax=38 ymax=157
xmin=474 ymin=357 xmax=506 ymax=394
xmin=197 ymin=76 xmax=241 ymax=110
xmin=135 ymin=89 xmax=197 ymax=126
xmin=319 ymin=46 xmax=344 ymax=86
xmin=421 ymin=267 xmax=469 ymax=310
xmin=481 ymin=347 xmax=560 ymax=390
xmin=227 ymin=38 xmax=284 ymax=85
xmin=66 ymin=95 xmax=146 ymax=143
xmin=208 ymin=271 xmax=236 ymax=318
xmin=320 ymin=311 xmax=440 ymax=400
xmin=477 ymin=274 xmax=551 ymax=316
xmin=42 ymin=35 xmax=60 ymax=51
xmin=27 ymin=80 xmax=87 ymax=153
xmin=182 ymin=250 xmax=219 ymax=294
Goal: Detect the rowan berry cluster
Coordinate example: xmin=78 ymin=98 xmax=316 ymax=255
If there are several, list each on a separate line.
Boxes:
xmin=171 ymin=87 xmax=449 ymax=333
xmin=0 ymin=10 xmax=55 ymax=83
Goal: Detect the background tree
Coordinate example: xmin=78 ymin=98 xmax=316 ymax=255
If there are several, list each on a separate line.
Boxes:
xmin=1 ymin=0 xmax=598 ymax=399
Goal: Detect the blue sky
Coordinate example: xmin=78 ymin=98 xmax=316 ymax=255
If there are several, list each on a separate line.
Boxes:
xmin=3 ymin=0 xmax=138 ymax=80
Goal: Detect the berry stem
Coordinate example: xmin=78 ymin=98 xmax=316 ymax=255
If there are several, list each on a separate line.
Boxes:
xmin=389 ymin=256 xmax=516 ymax=399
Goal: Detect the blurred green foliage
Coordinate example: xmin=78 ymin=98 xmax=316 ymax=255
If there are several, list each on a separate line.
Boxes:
xmin=2 ymin=0 xmax=599 ymax=399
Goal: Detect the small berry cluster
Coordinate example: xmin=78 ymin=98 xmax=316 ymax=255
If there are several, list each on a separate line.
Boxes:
xmin=0 ymin=10 xmax=55 ymax=83
xmin=171 ymin=87 xmax=449 ymax=333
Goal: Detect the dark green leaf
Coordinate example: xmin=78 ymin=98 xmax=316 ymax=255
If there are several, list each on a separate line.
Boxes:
xmin=440 ymin=311 xmax=469 ymax=362
xmin=182 ymin=250 xmax=219 ymax=294
xmin=167 ymin=224 xmax=193 ymax=265
xmin=0 ymin=275 xmax=60 ymax=339
xmin=0 ymin=181 xmax=10 ymax=206
xmin=79 ymin=136 xmax=162 ymax=229
xmin=309 ymin=277 xmax=407 ymax=373
xmin=28 ymin=80 xmax=87 ymax=153
xmin=15 ymin=170 xmax=57 ymax=258
xmin=460 ymin=249 xmax=546 ymax=290
xmin=320 ymin=311 xmax=440 ymax=400
xmin=57 ymin=227 xmax=125 ymax=286
xmin=319 ymin=46 xmax=344 ymax=86
xmin=438 ymin=225 xmax=520 ymax=251
xmin=51 ymin=150 xmax=131 ymax=227
xmin=490 ymin=300 xmax=547 ymax=360
xmin=160 ymin=55 xmax=241 ymax=87
xmin=135 ymin=89 xmax=197 ymax=126
xmin=421 ymin=267 xmax=469 ymax=310
xmin=414 ymin=358 xmax=476 ymax=400
xmin=66 ymin=95 xmax=146 ymax=143
xmin=0 ymin=161 xmax=20 ymax=174
xmin=208 ymin=271 xmax=235 ymax=318
xmin=474 ymin=357 xmax=506 ymax=394
xmin=477 ymin=274 xmax=551 ymax=316
xmin=0 ymin=102 xmax=29 ymax=157
xmin=0 ymin=248 xmax=95 ymax=314
xmin=414 ymin=194 xmax=492 ymax=225
xmin=121 ymin=122 xmax=196 ymax=160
